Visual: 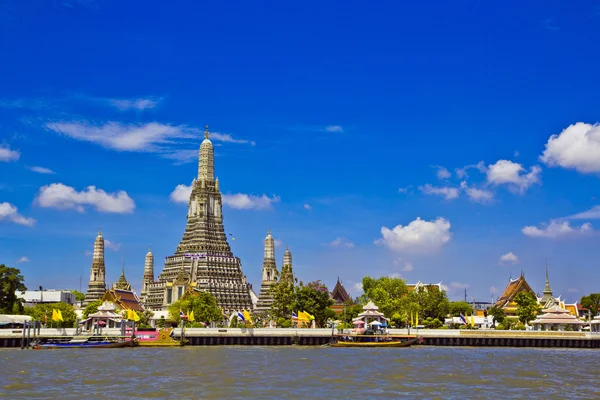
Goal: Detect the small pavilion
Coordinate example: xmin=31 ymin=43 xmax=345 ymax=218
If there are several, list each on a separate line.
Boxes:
xmin=530 ymin=305 xmax=586 ymax=331
xmin=590 ymin=315 xmax=600 ymax=332
xmin=352 ymin=301 xmax=388 ymax=331
xmin=81 ymin=301 xmax=121 ymax=332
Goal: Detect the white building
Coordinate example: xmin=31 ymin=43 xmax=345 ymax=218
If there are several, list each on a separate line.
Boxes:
xmin=16 ymin=290 xmax=76 ymax=306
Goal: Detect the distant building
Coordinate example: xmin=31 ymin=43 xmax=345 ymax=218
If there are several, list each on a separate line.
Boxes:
xmin=407 ymin=281 xmax=443 ymax=292
xmin=255 ymin=230 xmax=279 ymax=312
xmin=83 ymin=229 xmax=107 ymax=306
xmin=330 ymin=278 xmax=351 ymax=315
xmin=17 ymin=290 xmax=76 ymax=306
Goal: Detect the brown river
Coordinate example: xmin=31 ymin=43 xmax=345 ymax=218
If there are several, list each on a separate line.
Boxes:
xmin=1 ymin=346 xmax=598 ymax=399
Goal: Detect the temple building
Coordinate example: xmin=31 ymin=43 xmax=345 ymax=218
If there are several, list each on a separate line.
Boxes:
xmin=103 ymin=288 xmax=144 ymax=312
xmin=83 ymin=229 xmax=107 ymax=306
xmin=255 ymin=230 xmax=279 ymax=311
xmin=145 ymin=126 xmax=253 ymax=314
xmin=113 ymin=263 xmax=132 ymax=291
xmin=494 ymin=272 xmax=536 ymax=317
xmin=139 ymin=248 xmax=154 ymax=303
xmin=407 ymin=281 xmax=443 ymax=292
xmin=330 ymin=278 xmax=351 ymax=315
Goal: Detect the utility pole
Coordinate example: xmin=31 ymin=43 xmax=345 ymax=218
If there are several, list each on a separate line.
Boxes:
xmin=464 ymin=288 xmax=467 ymax=302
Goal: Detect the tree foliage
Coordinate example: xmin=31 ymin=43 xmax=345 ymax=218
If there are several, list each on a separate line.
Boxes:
xmin=514 ymin=291 xmax=541 ymax=324
xmin=449 ymin=301 xmax=474 ymax=317
xmin=0 ymin=264 xmax=27 ymax=314
xmin=293 ymin=281 xmax=335 ymax=327
xmin=487 ymin=305 xmax=505 ymax=325
xmin=361 ymin=276 xmax=408 ymax=319
xmin=82 ymin=300 xmax=104 ymax=318
xmin=338 ymin=299 xmax=363 ymax=324
xmin=25 ymin=302 xmax=77 ymax=328
xmin=580 ymin=293 xmax=600 ymax=317
xmin=168 ymin=291 xmax=222 ymax=324
xmin=411 ymin=287 xmax=450 ymax=320
xmin=270 ymin=277 xmax=296 ymax=321
xmin=69 ymin=290 xmax=86 ymax=302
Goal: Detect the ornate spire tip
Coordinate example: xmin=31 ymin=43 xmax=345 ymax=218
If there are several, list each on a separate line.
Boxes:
xmin=205 ymin=125 xmax=209 ymax=139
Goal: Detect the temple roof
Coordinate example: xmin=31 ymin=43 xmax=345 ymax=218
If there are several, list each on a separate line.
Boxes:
xmin=494 ymin=273 xmax=535 ymax=308
xmin=103 ymin=289 xmax=144 ymax=311
xmin=531 ymin=305 xmax=585 ymax=325
xmin=113 ymin=264 xmax=132 ymax=291
xmin=331 ymin=279 xmax=351 ymax=304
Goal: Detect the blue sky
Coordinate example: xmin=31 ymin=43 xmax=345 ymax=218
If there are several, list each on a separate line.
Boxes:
xmin=1 ymin=0 xmax=600 ymax=303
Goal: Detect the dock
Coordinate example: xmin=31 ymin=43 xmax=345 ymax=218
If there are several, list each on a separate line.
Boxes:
xmin=3 ymin=327 xmax=600 ymax=348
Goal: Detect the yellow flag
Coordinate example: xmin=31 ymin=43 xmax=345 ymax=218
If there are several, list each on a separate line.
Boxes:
xmin=133 ymin=311 xmax=140 ymax=322
xmin=470 ymin=314 xmax=475 ymax=327
xmin=127 ymin=309 xmax=134 ymax=320
xmin=415 ymin=313 xmax=419 ymax=326
xmin=57 ymin=309 xmax=64 ymax=322
xmin=307 ymin=312 xmax=315 ymax=321
xmin=298 ymin=311 xmax=308 ymax=321
xmin=52 ymin=309 xmax=60 ymax=322
xmin=188 ymin=310 xmax=195 ymax=322
xmin=243 ymin=310 xmax=252 ymax=323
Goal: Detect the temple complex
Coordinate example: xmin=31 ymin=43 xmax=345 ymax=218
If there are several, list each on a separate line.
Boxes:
xmin=83 ymin=229 xmax=107 ymax=306
xmin=255 ymin=230 xmax=279 ymax=311
xmin=145 ymin=126 xmax=253 ymax=314
xmin=139 ymin=248 xmax=154 ymax=303
xmin=330 ymin=278 xmax=351 ymax=315
xmin=494 ymin=272 xmax=535 ymax=317
xmin=113 ymin=263 xmax=132 ymax=291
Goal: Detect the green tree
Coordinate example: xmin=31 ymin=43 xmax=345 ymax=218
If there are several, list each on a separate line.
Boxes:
xmin=25 ymin=302 xmax=77 ymax=328
xmin=412 ymin=287 xmax=450 ymax=320
xmin=361 ymin=276 xmax=409 ymax=319
xmin=68 ymin=290 xmax=86 ymax=303
xmin=514 ymin=291 xmax=541 ymax=324
xmin=338 ymin=299 xmax=362 ymax=324
xmin=487 ymin=305 xmax=505 ymax=325
xmin=82 ymin=300 xmax=104 ymax=318
xmin=138 ymin=308 xmax=155 ymax=326
xmin=0 ymin=264 xmax=27 ymax=314
xmin=293 ymin=281 xmax=335 ymax=327
xmin=449 ymin=301 xmax=473 ymax=317
xmin=580 ymin=293 xmax=600 ymax=317
xmin=168 ymin=291 xmax=222 ymax=324
xmin=270 ymin=273 xmax=296 ymax=320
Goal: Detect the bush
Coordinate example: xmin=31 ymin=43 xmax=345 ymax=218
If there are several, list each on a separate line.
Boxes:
xmin=191 ymin=322 xmax=205 ymax=328
xmin=513 ymin=322 xmax=526 ymax=330
xmin=279 ymin=319 xmax=292 ymax=328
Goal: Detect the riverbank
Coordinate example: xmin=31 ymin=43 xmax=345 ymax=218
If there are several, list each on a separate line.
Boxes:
xmin=3 ymin=327 xmax=600 ymax=348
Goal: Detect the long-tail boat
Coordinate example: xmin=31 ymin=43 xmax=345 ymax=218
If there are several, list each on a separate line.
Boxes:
xmin=331 ymin=334 xmax=422 ymax=348
xmin=33 ymin=336 xmax=133 ymax=349
xmin=136 ymin=328 xmax=187 ymax=347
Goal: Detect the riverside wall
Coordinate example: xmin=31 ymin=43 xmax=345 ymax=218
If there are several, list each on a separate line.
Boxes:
xmin=3 ymin=328 xmax=600 ymax=348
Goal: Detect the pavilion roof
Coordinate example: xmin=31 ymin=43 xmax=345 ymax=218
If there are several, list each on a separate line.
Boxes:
xmin=103 ymin=289 xmax=144 ymax=311
xmin=494 ymin=274 xmax=535 ymax=308
xmin=331 ymin=279 xmax=351 ymax=304
xmin=531 ymin=305 xmax=585 ymax=325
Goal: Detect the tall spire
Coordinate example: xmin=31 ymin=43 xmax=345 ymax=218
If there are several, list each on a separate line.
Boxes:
xmin=540 ymin=261 xmax=554 ymax=304
xmin=198 ymin=124 xmax=214 ymax=181
xmin=114 ymin=259 xmax=131 ymax=291
xmin=140 ymin=247 xmax=155 ymax=303
xmin=83 ymin=229 xmax=107 ymax=306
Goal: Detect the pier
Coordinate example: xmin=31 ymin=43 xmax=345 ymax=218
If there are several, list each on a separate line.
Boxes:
xmin=3 ymin=328 xmax=600 ymax=348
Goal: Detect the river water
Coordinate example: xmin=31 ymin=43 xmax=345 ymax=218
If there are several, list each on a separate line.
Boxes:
xmin=1 ymin=346 xmax=598 ymax=399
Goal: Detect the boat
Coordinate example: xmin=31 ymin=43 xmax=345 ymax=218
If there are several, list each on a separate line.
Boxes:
xmin=331 ymin=334 xmax=421 ymax=348
xmin=33 ymin=336 xmax=133 ymax=349
xmin=136 ymin=328 xmax=187 ymax=347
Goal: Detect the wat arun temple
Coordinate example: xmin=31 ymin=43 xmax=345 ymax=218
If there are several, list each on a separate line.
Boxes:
xmin=142 ymin=127 xmax=254 ymax=314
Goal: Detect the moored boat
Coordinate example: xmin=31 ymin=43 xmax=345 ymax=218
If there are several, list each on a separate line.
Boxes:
xmin=136 ymin=328 xmax=187 ymax=347
xmin=331 ymin=334 xmax=421 ymax=348
xmin=33 ymin=336 xmax=133 ymax=349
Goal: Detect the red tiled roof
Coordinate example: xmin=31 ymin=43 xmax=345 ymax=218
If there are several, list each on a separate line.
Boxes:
xmin=494 ymin=275 xmax=535 ymax=308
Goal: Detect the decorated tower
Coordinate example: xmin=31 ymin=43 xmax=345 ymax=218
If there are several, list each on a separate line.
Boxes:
xmin=113 ymin=262 xmax=132 ymax=291
xmin=280 ymin=246 xmax=294 ymax=284
xmin=145 ymin=126 xmax=253 ymax=313
xmin=83 ymin=229 xmax=107 ymax=306
xmin=140 ymin=248 xmax=154 ymax=302
xmin=256 ymin=230 xmax=279 ymax=311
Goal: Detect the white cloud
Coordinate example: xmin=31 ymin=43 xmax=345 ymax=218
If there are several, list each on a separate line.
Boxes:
xmin=222 ymin=193 xmax=280 ymax=210
xmin=104 ymin=239 xmax=121 ymax=251
xmin=398 ymin=185 xmax=413 ymax=194
xmin=434 ymin=166 xmax=451 ymax=180
xmin=567 ymin=288 xmax=579 ymax=293
xmin=353 ymin=282 xmax=363 ymax=294
xmin=455 ymin=161 xmax=486 ymax=179
xmin=29 ymin=166 xmax=55 ymax=174
xmin=274 ymin=239 xmax=283 ymax=248
xmin=418 ymin=184 xmax=459 ymax=200
xmin=109 ymin=97 xmax=161 ymax=111
xmin=489 ymin=286 xmax=500 ymax=295
xmin=36 ymin=183 xmax=135 ymax=213
xmin=566 ymin=205 xmax=600 ymax=220
xmin=448 ymin=282 xmax=471 ymax=292
xmin=0 ymin=202 xmax=36 ymax=226
xmin=393 ymin=257 xmax=414 ymax=272
xmin=325 ymin=125 xmax=344 ymax=133
xmin=17 ymin=256 xmax=30 ymax=263
xmin=376 ymin=217 xmax=452 ymax=254
xmin=303 ymin=203 xmax=312 ymax=210
xmin=460 ymin=181 xmax=494 ymax=204
xmin=522 ymin=220 xmax=593 ymax=238
xmin=169 ymin=184 xmax=192 ymax=204
xmin=329 ymin=237 xmax=355 ymax=248
xmin=210 ymin=132 xmax=256 ymax=146
xmin=540 ymin=122 xmax=600 ymax=173
xmin=84 ymin=250 xmax=93 ymax=256
xmin=0 ymin=145 xmax=20 ymax=162
xmin=45 ymin=121 xmax=254 ymax=160
xmin=499 ymin=252 xmax=519 ymax=264
xmin=486 ymin=160 xmax=541 ymax=192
